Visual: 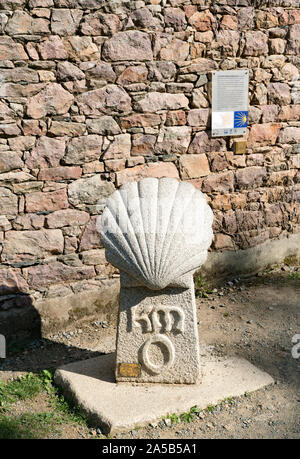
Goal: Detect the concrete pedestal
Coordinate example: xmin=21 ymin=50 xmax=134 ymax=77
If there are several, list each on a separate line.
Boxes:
xmin=54 ymin=351 xmax=274 ymax=435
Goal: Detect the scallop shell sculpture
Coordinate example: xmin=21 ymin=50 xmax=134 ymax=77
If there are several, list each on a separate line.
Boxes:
xmin=100 ymin=177 xmax=213 ymax=290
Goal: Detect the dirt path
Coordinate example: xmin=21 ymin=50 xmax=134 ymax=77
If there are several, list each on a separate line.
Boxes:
xmin=0 ymin=266 xmax=299 ymax=439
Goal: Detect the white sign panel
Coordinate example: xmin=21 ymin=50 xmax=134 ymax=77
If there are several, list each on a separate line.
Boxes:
xmin=212 ymin=70 xmax=249 ymax=137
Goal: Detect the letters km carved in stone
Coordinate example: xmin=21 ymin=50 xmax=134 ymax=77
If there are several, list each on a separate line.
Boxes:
xmin=100 ymin=177 xmax=213 ymax=384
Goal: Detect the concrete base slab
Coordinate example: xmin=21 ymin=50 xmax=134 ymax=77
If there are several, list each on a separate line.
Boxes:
xmin=54 ymin=352 xmax=274 ymax=434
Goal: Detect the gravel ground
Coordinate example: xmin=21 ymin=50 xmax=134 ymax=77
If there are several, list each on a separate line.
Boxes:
xmin=0 ymin=265 xmax=299 ymax=439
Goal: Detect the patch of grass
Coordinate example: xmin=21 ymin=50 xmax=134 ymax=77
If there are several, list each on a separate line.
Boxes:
xmin=0 ymin=368 xmax=88 ymax=440
xmin=165 ymin=405 xmax=202 ymax=426
xmin=0 ymin=373 xmax=47 ymax=410
xmin=168 ymin=413 xmax=180 ymax=424
xmin=180 ymin=411 xmax=194 ymax=423
xmin=0 ymin=412 xmax=62 ymax=439
xmin=33 ymin=370 xmax=88 ymax=426
xmin=162 ymin=397 xmax=239 ymax=429
xmin=50 ymin=390 xmax=88 ymax=426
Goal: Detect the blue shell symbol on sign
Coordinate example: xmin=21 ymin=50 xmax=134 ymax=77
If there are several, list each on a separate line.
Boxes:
xmin=234 ymin=111 xmax=248 ymax=128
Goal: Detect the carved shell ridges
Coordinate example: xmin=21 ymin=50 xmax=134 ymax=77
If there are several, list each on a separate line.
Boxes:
xmin=100 ymin=177 xmax=213 ymax=290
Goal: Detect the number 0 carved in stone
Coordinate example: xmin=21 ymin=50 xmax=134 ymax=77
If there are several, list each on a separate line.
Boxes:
xmin=141 ymin=334 xmax=175 ymax=375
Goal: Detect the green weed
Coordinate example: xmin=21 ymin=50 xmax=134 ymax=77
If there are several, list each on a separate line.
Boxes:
xmin=289 ymin=272 xmax=300 ymax=280
xmin=195 ymin=276 xmax=213 ymax=298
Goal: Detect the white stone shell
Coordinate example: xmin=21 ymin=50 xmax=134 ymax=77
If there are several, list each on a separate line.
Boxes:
xmin=100 ymin=177 xmax=213 ymax=290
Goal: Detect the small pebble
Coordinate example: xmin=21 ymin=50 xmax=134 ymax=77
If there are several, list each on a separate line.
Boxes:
xmin=164 ymin=418 xmax=172 ymax=427
xmin=149 ymin=422 xmax=158 ymax=428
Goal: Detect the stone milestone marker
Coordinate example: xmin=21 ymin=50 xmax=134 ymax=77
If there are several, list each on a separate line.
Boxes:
xmin=54 ymin=176 xmax=274 ymax=434
xmin=100 ymin=177 xmax=214 ymax=384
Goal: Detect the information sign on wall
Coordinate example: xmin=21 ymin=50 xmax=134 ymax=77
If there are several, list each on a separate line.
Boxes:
xmin=212 ymin=70 xmax=249 ymax=137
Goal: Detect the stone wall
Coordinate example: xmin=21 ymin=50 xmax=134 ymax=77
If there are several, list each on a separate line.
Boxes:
xmin=0 ymin=0 xmax=299 ymax=339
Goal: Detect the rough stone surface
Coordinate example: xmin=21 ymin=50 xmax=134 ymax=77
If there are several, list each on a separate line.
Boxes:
xmin=103 ymin=31 xmax=153 ymax=62
xmin=0 ymin=151 xmax=23 ymax=173
xmin=63 ymin=36 xmax=99 ymax=61
xmin=54 ymin=351 xmax=274 ymax=434
xmin=81 ymin=12 xmax=120 ymax=36
xmin=0 ymin=268 xmax=28 ymax=294
xmin=160 ymin=38 xmax=190 ymax=61
xmin=244 ymin=31 xmax=268 ymax=56
xmin=26 ymin=137 xmax=65 ymax=169
xmin=27 ymin=83 xmax=74 ymax=119
xmin=248 ymin=124 xmax=280 ymax=146
xmin=278 ymin=127 xmax=300 ymax=144
xmin=37 ymin=166 xmax=82 ymax=181
xmin=103 ymin=133 xmax=131 ymax=160
xmin=179 ymin=154 xmax=210 ymax=179
xmin=24 ymin=261 xmax=95 ymax=288
xmin=77 ymin=85 xmax=131 ymax=116
xmin=115 ymin=162 xmax=179 ymax=187
xmin=38 ymin=36 xmax=68 ymax=60
xmin=79 ymin=216 xmax=103 ymax=252
xmin=45 ymin=209 xmax=89 ymax=229
xmin=51 ymin=9 xmax=82 ymax=35
xmin=0 ymin=187 xmax=18 ymax=217
xmin=26 ymin=189 xmax=69 ymax=213
xmin=100 ymin=178 xmax=213 ymax=383
xmin=63 ymin=135 xmax=102 ymax=165
xmin=0 ymin=36 xmax=28 ymax=60
xmin=158 ymin=126 xmax=191 ymax=154
xmin=68 ymin=175 xmax=115 ymax=209
xmin=135 ymin=92 xmax=189 ymax=112
xmin=2 ymin=229 xmax=64 ymax=265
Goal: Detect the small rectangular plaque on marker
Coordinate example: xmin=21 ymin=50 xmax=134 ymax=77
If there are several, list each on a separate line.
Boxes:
xmin=119 ymin=363 xmax=141 ymax=378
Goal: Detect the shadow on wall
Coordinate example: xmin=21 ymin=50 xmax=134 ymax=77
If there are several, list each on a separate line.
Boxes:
xmin=0 ymin=281 xmax=41 ymax=343
xmin=0 ymin=282 xmax=109 ymax=374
